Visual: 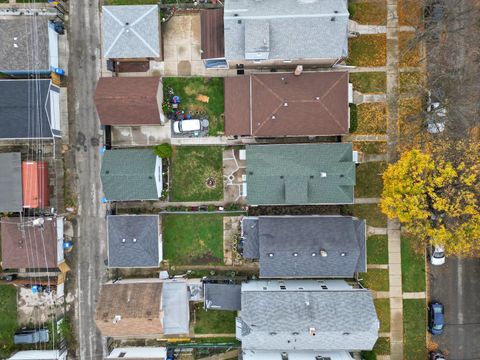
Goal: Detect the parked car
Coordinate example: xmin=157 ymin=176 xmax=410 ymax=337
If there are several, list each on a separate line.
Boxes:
xmin=430 ymin=245 xmax=446 ymax=266
xmin=14 ymin=328 xmax=49 ymax=344
xmin=430 ymin=350 xmax=446 ymax=360
xmin=173 ymin=119 xmax=201 ymax=134
xmin=428 ymin=302 xmax=445 ymax=335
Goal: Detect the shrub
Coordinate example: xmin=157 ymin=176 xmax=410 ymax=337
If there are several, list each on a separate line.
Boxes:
xmin=349 ymin=104 xmax=358 ymax=133
xmin=154 ymin=143 xmax=173 ymax=158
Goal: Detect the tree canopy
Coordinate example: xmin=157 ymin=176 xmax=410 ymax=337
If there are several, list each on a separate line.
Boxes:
xmin=380 ymin=141 xmax=480 ymax=255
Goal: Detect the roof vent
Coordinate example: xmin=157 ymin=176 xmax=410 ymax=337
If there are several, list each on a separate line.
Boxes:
xmin=112 ymin=315 xmax=122 ymax=324
xmin=283 ymin=102 xmax=288 ymax=107
xmin=133 ymin=238 xmax=137 ymax=243
xmin=234 ymin=13 xmax=239 ymax=17
xmin=309 ymin=327 xmax=317 ymax=336
xmin=315 ymin=96 xmax=320 ymax=100
xmin=271 ymin=115 xmax=276 ymax=120
xmin=331 ymin=17 xmax=336 ymax=21
xmin=320 ymin=249 xmax=328 ymax=257
xmin=121 ymin=238 xmax=126 ymax=243
xmin=238 ymin=19 xmax=242 ymax=24
xmin=292 ymin=252 xmax=298 ymax=257
xmin=320 ymin=172 xmax=327 ymax=178
xmin=340 ymin=252 xmax=347 ymax=256
xmin=125 ymin=22 xmax=129 ymax=26
xmin=268 ymin=253 xmax=274 ymax=257
xmin=281 ymin=352 xmax=288 ymax=360
xmin=311 ymin=252 xmax=317 ymax=257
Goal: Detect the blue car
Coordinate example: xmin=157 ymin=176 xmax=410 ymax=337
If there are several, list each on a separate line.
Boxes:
xmin=429 ymin=302 xmax=445 ymax=335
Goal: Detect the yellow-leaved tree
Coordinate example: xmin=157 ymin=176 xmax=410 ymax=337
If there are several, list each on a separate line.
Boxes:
xmin=380 ymin=141 xmax=480 ymax=255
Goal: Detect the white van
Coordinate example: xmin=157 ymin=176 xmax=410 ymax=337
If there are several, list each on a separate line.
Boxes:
xmin=173 ymin=119 xmax=201 ymax=134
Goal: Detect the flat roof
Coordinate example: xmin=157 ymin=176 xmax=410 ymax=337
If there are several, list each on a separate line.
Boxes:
xmin=200 ymin=8 xmax=225 ymax=59
xmin=0 ymin=153 xmax=23 ymax=212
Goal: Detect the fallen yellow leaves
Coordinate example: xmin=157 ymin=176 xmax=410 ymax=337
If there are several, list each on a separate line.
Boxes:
xmin=355 ymin=102 xmax=388 ymax=134
xmin=347 ymin=34 xmax=387 ymax=67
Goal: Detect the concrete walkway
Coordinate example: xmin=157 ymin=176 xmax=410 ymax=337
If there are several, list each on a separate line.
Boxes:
xmin=367 ymin=226 xmax=388 ymax=235
xmin=353 ymin=90 xmax=387 ymax=105
xmin=349 ymin=20 xmax=387 ymax=34
xmin=403 ymin=292 xmax=426 ymax=299
xmin=349 ymin=66 xmax=387 ymax=73
xmin=388 ymin=219 xmax=403 ymax=359
xmin=343 ymin=134 xmax=388 ymax=142
xmin=363 ymin=154 xmax=388 ymax=162
xmin=355 ymin=197 xmax=381 ymax=204
xmin=368 ymin=264 xmax=389 ymax=270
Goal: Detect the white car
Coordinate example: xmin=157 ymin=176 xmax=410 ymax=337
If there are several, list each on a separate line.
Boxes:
xmin=430 ymin=245 xmax=446 ymax=266
xmin=173 ymin=119 xmax=201 ymax=134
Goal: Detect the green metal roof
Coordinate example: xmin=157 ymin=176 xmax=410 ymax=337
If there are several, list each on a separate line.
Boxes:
xmin=246 ymin=143 xmax=355 ymax=205
xmin=101 ymin=149 xmax=159 ymax=201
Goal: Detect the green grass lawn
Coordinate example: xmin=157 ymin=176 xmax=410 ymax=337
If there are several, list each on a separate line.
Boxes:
xmin=344 ymin=204 xmax=388 ymax=228
xmin=401 ymin=236 xmax=426 ymax=292
xmin=349 ymin=72 xmax=387 ymax=94
xmin=163 ymin=77 xmax=225 ymax=135
xmin=163 ymin=214 xmax=224 ymax=265
xmin=347 ymin=35 xmax=387 ymax=67
xmin=368 ymin=235 xmax=389 ymax=264
xmin=360 ymin=269 xmax=389 ymax=291
xmin=361 ymin=337 xmax=391 ymax=360
xmin=375 ymin=299 xmax=391 ymax=333
xmin=349 ymin=2 xmax=387 ymax=25
xmin=355 ymin=161 xmax=387 ymax=198
xmin=193 ymin=304 xmax=237 ymax=334
xmin=0 ymin=285 xmax=17 ymax=359
xmin=171 ymin=146 xmax=224 ymax=202
xmin=403 ymin=299 xmax=427 ymax=359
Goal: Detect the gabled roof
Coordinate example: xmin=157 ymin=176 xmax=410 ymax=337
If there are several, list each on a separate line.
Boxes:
xmin=224 ymin=0 xmax=349 ymax=61
xmin=102 ymin=5 xmax=161 ymax=59
xmin=1 ymin=217 xmax=58 ymax=269
xmin=0 ymin=17 xmax=50 ymax=72
xmin=95 ymin=282 xmax=164 ymax=337
xmin=94 ymin=77 xmax=161 ymax=126
xmin=0 ymin=80 xmax=53 ymax=139
xmin=204 ymin=283 xmax=242 ymax=311
xmin=201 ymin=9 xmax=225 ymax=59
xmin=246 ymin=143 xmax=355 ymax=205
xmin=242 ymin=350 xmax=355 ymax=360
xmin=225 ymin=72 xmax=349 ymax=137
xmin=101 ymin=149 xmax=160 ymax=201
xmin=0 ymin=153 xmax=22 ymax=212
xmin=238 ymin=280 xmax=379 ymax=351
xmin=242 ymin=216 xmax=366 ymax=278
xmin=107 ymin=215 xmax=160 ymax=268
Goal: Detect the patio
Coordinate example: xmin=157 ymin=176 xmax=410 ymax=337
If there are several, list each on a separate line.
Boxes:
xmin=223 ymin=148 xmax=246 ymax=204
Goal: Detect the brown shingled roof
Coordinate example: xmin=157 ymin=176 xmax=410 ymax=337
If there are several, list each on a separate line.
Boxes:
xmin=94 ymin=77 xmax=161 ymax=126
xmin=200 ymin=8 xmax=225 ymax=59
xmin=1 ymin=217 xmax=58 ymax=269
xmin=225 ymin=72 xmax=349 ymax=137
xmin=95 ymin=282 xmax=164 ymax=337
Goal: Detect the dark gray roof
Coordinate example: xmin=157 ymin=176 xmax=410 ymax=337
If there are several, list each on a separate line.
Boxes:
xmin=224 ymin=0 xmax=349 ymax=61
xmin=239 ymin=280 xmax=379 ymax=351
xmin=103 ymin=5 xmax=161 ymax=59
xmin=0 ymin=153 xmax=22 ymax=212
xmin=0 ymin=80 xmax=53 ymax=139
xmin=242 ymin=216 xmax=366 ymax=278
xmin=107 ymin=215 xmax=160 ymax=267
xmin=0 ymin=17 xmax=49 ymax=72
xmin=204 ymin=283 xmax=241 ymax=311
xmin=241 ymin=217 xmax=259 ymax=259
xmin=162 ymin=281 xmax=190 ymax=335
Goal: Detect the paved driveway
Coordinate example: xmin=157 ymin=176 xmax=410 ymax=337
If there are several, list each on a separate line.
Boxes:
xmin=429 ymin=257 xmax=480 ymax=359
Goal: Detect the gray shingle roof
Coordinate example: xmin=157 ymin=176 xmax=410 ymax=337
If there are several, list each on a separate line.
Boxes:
xmin=107 ymin=215 xmax=160 ymax=268
xmin=101 ymin=149 xmax=160 ymax=201
xmin=0 ymin=17 xmax=49 ymax=72
xmin=0 ymin=80 xmax=53 ymax=139
xmin=162 ymin=281 xmax=190 ymax=335
xmin=0 ymin=153 xmax=22 ymax=212
xmin=241 ymin=217 xmax=259 ymax=259
xmin=103 ymin=5 xmax=161 ymax=59
xmin=242 ymin=216 xmax=366 ymax=278
xmin=246 ymin=144 xmax=355 ymax=205
xmin=204 ymin=283 xmax=241 ymax=311
xmin=224 ymin=0 xmax=348 ymax=61
xmin=239 ymin=280 xmax=379 ymax=351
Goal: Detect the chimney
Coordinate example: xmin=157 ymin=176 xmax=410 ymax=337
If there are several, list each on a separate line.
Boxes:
xmin=294 ymin=65 xmax=303 ymax=76
xmin=112 ymin=315 xmax=121 ymax=324
xmin=309 ymin=327 xmax=316 ymax=336
xmin=281 ymin=352 xmax=288 ymax=360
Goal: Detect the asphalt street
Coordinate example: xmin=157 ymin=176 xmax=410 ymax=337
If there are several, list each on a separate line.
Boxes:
xmin=67 ymin=0 xmax=105 ymax=359
xmin=429 ymin=258 xmax=480 ymax=360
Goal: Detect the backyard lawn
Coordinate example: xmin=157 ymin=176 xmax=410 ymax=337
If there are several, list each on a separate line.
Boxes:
xmin=193 ymin=304 xmax=236 ymax=334
xmin=368 ymin=235 xmax=389 ymax=264
xmin=403 ymin=299 xmax=427 ymax=359
xmin=401 ymin=236 xmax=426 ymax=292
xmin=162 ymin=214 xmax=224 ymax=265
xmin=344 ymin=204 xmax=388 ymax=228
xmin=347 ymin=34 xmax=387 ymax=67
xmin=353 ymin=141 xmax=387 ymax=155
xmin=375 ymin=299 xmax=391 ymax=333
xmin=355 ymin=161 xmax=387 ymax=198
xmin=360 ymin=269 xmax=389 ymax=292
xmin=354 ymin=103 xmax=388 ymax=134
xmin=349 ymin=2 xmax=387 ymax=25
xmin=171 ymin=146 xmax=224 ymax=202
xmin=349 ymin=72 xmax=387 ymax=94
xmin=361 ymin=337 xmax=391 ymax=360
xmin=163 ymin=77 xmax=225 ymax=135
xmin=0 ymin=285 xmax=17 ymax=358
